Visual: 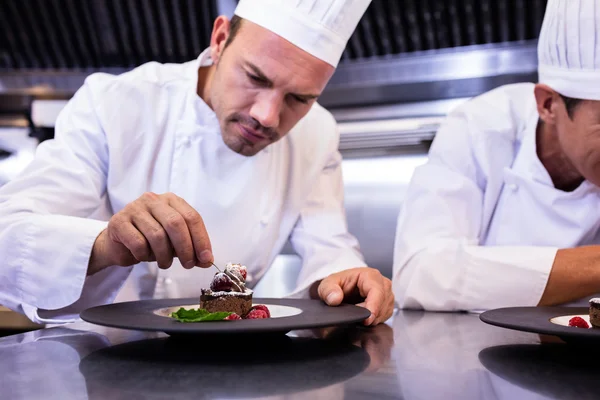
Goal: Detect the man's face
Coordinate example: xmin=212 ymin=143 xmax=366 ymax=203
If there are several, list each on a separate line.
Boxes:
xmin=208 ymin=18 xmax=335 ymax=157
xmin=554 ymin=97 xmax=600 ymax=186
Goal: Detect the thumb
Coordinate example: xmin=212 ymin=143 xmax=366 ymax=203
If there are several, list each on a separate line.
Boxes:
xmin=318 ymin=280 xmax=344 ymax=306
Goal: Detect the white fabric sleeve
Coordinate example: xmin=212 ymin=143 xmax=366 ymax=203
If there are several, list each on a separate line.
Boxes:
xmin=393 ymin=111 xmax=556 ymax=312
xmin=0 ymin=78 xmax=132 ymax=324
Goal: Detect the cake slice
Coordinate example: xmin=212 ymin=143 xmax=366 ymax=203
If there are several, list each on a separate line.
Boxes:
xmin=590 ymin=298 xmax=600 ymax=328
xmin=200 ymin=263 xmax=253 ymax=317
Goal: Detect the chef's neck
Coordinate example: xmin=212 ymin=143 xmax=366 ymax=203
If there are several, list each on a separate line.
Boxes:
xmin=536 ymin=120 xmax=584 ymax=192
xmin=196 ymin=65 xmax=215 ymax=110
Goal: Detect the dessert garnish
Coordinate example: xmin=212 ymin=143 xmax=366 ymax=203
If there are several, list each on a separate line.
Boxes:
xmin=568 ymin=316 xmax=590 ymax=329
xmin=170 ymin=262 xmax=271 ymax=322
xmin=170 ymin=308 xmax=232 ymax=322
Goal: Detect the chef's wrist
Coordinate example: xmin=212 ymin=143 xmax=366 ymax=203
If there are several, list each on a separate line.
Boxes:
xmin=87 ymin=229 xmax=111 ymax=276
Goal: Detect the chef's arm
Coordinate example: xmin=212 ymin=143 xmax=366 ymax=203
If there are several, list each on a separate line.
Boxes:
xmin=0 ymin=78 xmax=131 ymax=324
xmin=537 ymin=246 xmax=600 ymax=305
xmin=393 ymin=110 xmax=558 ymax=312
xmin=393 ymin=163 xmax=557 ymax=311
xmin=287 ymin=149 xmax=366 ymax=298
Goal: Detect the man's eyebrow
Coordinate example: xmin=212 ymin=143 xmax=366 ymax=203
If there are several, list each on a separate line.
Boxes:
xmin=245 ymin=62 xmax=273 ymax=87
xmin=245 ymin=62 xmax=321 ymax=100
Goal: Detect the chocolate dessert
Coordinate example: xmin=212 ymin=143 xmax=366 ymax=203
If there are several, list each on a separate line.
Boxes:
xmin=200 ymin=263 xmax=253 ymax=317
xmin=590 ymin=298 xmax=600 ymax=328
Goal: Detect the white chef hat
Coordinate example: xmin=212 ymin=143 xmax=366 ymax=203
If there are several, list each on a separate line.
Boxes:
xmin=538 ymin=0 xmax=600 ymax=100
xmin=233 ymin=0 xmax=371 ymax=67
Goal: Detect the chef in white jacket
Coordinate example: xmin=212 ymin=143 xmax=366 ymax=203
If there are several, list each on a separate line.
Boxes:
xmin=0 ymin=0 xmax=394 ymax=325
xmin=393 ymin=0 xmax=600 ymax=312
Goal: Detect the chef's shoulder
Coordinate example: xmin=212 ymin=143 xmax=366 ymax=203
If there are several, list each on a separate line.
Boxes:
xmin=444 ymin=82 xmax=536 ymax=143
xmin=75 ymin=61 xmax=191 ymax=118
xmin=427 ymin=83 xmax=536 ymax=183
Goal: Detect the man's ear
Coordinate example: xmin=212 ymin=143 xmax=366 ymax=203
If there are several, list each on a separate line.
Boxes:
xmin=209 ymin=16 xmax=231 ymax=64
xmin=534 ymin=83 xmax=561 ymax=126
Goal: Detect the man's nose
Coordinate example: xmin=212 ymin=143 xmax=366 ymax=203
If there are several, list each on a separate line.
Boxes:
xmin=249 ymin=92 xmax=281 ymax=130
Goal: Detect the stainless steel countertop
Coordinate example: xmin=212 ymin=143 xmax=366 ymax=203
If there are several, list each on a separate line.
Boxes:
xmin=1 ymin=310 xmax=594 ymax=400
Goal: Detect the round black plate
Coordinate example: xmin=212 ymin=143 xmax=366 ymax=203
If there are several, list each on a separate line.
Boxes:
xmin=80 ymin=297 xmax=371 ymax=336
xmin=480 ymin=306 xmax=598 ymax=343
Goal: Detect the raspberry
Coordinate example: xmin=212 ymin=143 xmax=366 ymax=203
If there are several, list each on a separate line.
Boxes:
xmin=224 ymin=313 xmax=241 ymax=320
xmin=245 ymin=309 xmax=268 ymax=319
xmin=250 ymin=304 xmax=270 ymax=318
xmin=239 ymin=265 xmax=247 ymax=280
xmin=210 ymin=272 xmax=233 ymax=292
xmin=568 ymin=316 xmax=589 ymax=328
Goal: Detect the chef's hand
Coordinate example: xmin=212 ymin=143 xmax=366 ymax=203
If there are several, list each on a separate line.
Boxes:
xmin=88 ymin=192 xmax=213 ymax=275
xmin=313 ymin=267 xmax=395 ymax=326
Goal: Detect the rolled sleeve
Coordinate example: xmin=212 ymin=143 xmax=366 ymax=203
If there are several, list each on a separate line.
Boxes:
xmin=460 ymin=245 xmax=557 ymax=312
xmin=16 ymin=216 xmax=107 ymax=311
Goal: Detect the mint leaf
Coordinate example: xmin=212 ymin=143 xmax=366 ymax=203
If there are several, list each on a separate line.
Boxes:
xmin=171 ymin=308 xmax=209 ymax=320
xmin=170 ymin=307 xmax=232 ymax=322
xmin=197 ymin=312 xmax=234 ymax=321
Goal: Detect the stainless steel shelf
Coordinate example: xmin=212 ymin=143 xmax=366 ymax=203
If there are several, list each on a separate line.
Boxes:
xmin=338 ymin=116 xmax=443 ymax=150
xmin=321 ymin=41 xmax=538 ymax=107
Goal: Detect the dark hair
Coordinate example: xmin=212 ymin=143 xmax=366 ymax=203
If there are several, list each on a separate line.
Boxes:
xmin=223 ymin=15 xmax=243 ymax=50
xmin=559 ymin=94 xmax=583 ymax=119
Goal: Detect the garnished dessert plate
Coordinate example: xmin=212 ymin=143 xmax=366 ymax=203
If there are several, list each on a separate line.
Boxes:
xmin=81 ymin=297 xmax=371 ymax=336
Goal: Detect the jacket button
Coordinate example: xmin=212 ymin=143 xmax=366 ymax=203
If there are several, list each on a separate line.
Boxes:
xmin=507 ymin=183 xmax=518 ymax=192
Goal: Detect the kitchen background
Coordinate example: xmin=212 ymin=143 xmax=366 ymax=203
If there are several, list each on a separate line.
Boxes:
xmin=0 ymin=0 xmax=546 ymax=333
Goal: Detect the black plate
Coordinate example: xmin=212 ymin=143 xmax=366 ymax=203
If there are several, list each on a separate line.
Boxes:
xmin=480 ymin=306 xmax=598 ymax=343
xmin=80 ymin=297 xmax=371 ymax=336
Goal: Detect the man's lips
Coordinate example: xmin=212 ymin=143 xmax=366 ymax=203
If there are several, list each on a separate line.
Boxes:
xmin=238 ymin=123 xmax=267 ymax=145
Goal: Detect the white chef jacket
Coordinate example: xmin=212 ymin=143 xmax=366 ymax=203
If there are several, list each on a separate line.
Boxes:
xmin=0 ymin=49 xmax=364 ymax=324
xmin=393 ymin=83 xmax=600 ymax=312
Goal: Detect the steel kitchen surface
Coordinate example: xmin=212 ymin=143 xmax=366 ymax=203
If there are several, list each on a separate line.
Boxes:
xmin=1 ymin=310 xmax=596 ymax=400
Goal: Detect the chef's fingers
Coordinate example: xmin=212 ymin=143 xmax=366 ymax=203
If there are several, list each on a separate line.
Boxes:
xmin=167 ymin=194 xmax=213 ymax=268
xmin=147 ymin=198 xmax=214 ymax=269
xmin=317 ymin=277 xmax=345 ymax=307
xmin=110 ymin=214 xmax=152 ymax=263
xmin=131 ymin=208 xmax=176 ymax=269
xmin=355 ymin=271 xmax=386 ymax=326
xmin=318 ymin=268 xmax=388 ymax=325
xmin=380 ymin=279 xmax=395 ymax=324
xmin=364 ymin=291 xmax=394 ymax=325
